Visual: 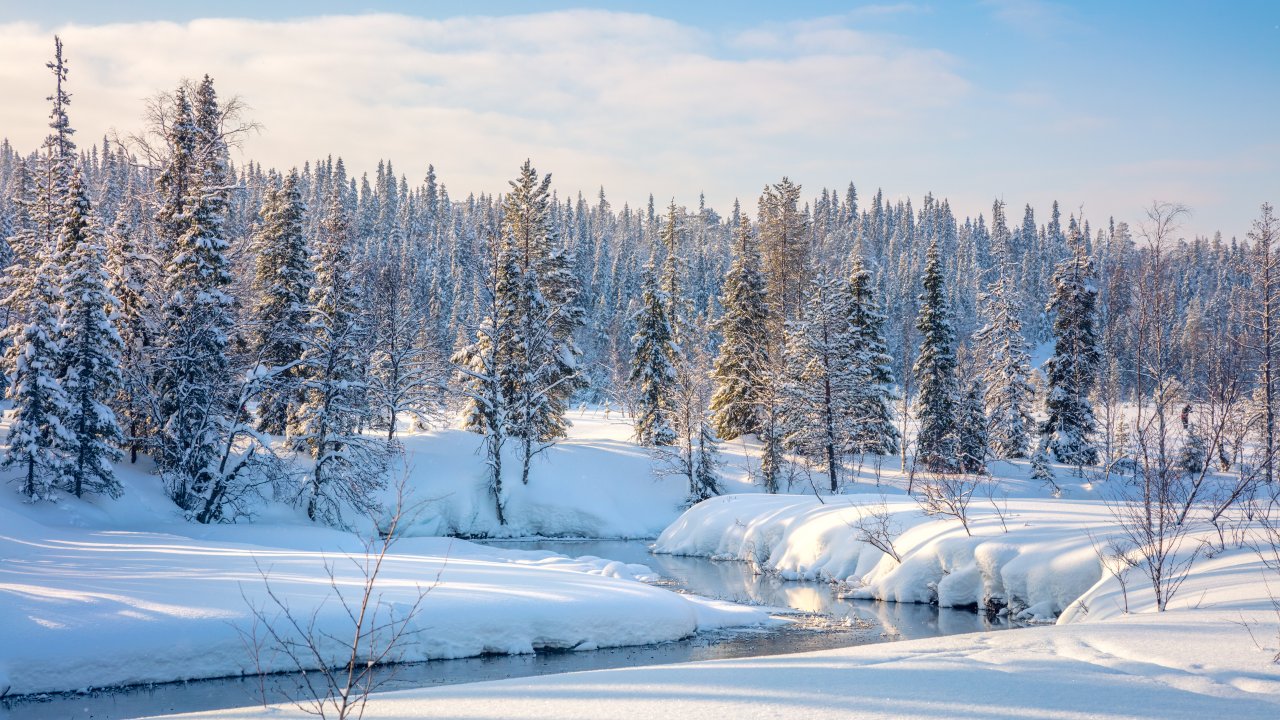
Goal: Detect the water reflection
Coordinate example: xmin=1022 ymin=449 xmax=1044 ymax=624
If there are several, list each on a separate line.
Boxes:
xmin=507 ymin=539 xmax=1009 ymax=642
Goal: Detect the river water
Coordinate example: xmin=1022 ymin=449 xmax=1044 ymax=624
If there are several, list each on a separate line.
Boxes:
xmin=1 ymin=539 xmax=1014 ymax=720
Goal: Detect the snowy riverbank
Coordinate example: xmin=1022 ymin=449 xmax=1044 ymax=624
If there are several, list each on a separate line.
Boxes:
xmin=160 ymin=491 xmax=1280 ymax=719
xmin=161 ymin=615 xmax=1280 ymax=719
xmin=0 ymin=500 xmax=769 ymax=697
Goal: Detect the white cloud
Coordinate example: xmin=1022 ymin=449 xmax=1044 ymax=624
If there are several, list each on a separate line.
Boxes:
xmin=0 ymin=10 xmax=967 ymax=211
xmin=0 ymin=9 xmax=1260 ymax=237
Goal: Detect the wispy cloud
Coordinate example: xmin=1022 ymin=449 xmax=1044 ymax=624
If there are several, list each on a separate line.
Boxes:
xmin=981 ymin=0 xmax=1084 ymax=39
xmin=0 ymin=10 xmax=967 ymax=209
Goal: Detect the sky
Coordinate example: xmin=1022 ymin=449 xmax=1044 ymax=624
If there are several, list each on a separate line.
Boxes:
xmin=0 ymin=0 xmax=1277 ymax=238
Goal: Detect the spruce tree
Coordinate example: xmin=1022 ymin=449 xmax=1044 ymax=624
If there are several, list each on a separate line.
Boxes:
xmin=293 ymin=191 xmax=383 ymax=525
xmin=780 ymin=273 xmax=851 ymax=491
xmin=956 ymin=378 xmax=989 ymax=474
xmin=913 ymin=236 xmax=960 ymax=472
xmin=491 ymin=161 xmax=582 ymax=484
xmin=692 ymin=417 xmax=723 ymax=501
xmin=975 ymin=255 xmax=1034 ymax=458
xmin=844 ymin=255 xmax=899 ymax=456
xmin=1 ymin=251 xmax=69 ymax=500
xmin=1 ymin=37 xmax=77 ymax=500
xmin=629 ymin=266 xmax=677 ymax=446
xmin=1042 ymin=220 xmax=1101 ymax=469
xmin=250 ymin=169 xmax=312 ymax=434
xmin=709 ymin=206 xmax=769 ymax=439
xmin=57 ymin=167 xmax=124 ymax=499
xmin=151 ymin=81 xmax=236 ymax=514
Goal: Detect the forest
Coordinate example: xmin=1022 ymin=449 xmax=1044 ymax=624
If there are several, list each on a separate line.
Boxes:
xmin=1 ymin=38 xmax=1277 ymax=535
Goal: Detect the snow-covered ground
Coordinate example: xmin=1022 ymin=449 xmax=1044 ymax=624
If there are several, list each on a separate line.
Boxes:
xmin=0 ymin=414 xmax=779 ymax=697
xmin=159 ymin=489 xmax=1280 ymax=720
xmin=162 ymin=616 xmax=1280 ymax=719
xmin=6 ymin=406 xmax=1280 ymax=716
xmin=392 ymin=409 xmax=760 ymax=538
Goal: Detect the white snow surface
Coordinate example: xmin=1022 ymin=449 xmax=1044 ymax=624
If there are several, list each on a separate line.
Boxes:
xmin=163 ymin=490 xmax=1280 ymax=720
xmin=162 ymin=615 xmax=1280 ymax=719
xmin=655 ymin=493 xmax=1114 ymax=619
xmin=0 ymin=494 xmax=770 ymax=696
xmin=392 ymin=410 xmax=762 ymax=538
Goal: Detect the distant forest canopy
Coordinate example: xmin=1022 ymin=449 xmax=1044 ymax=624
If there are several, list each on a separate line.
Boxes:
xmin=2 ymin=38 xmax=1277 ymax=526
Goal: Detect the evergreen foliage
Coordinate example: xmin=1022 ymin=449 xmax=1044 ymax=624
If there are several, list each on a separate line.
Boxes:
xmin=913 ymin=236 xmax=960 ymax=472
xmin=709 ymin=207 xmax=769 ymax=440
xmin=1042 ymin=219 xmax=1101 ymax=468
xmin=630 ymin=266 xmax=678 ymax=447
xmin=251 ymin=169 xmax=312 ymax=435
xmin=57 ymin=167 xmax=124 ymax=499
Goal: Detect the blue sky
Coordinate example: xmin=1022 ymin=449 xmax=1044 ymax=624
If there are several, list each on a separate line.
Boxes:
xmin=1 ymin=1 xmax=1276 ymax=237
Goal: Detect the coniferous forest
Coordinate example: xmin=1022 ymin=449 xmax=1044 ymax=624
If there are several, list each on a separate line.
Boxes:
xmin=2 ymin=38 xmax=1277 ymax=527
xmin=4 ymin=12 xmax=1280 ymax=719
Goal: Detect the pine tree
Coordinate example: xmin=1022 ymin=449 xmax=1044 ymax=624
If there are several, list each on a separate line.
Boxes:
xmin=57 ymin=167 xmax=124 ymax=498
xmin=251 ymin=169 xmax=312 ymax=434
xmin=709 ymin=206 xmax=769 ymax=439
xmin=844 ymin=255 xmax=899 ymax=456
xmin=151 ymin=80 xmax=236 ymax=514
xmin=975 ymin=254 xmax=1034 ymax=459
xmin=913 ymin=236 xmax=960 ymax=472
xmin=1041 ymin=220 xmax=1101 ymax=469
xmin=956 ymin=379 xmax=988 ymax=474
xmin=1 ymin=37 xmax=82 ymax=500
xmin=293 ymin=191 xmax=384 ymax=525
xmin=104 ymin=197 xmax=154 ymax=464
xmin=629 ymin=266 xmax=677 ymax=446
xmin=781 ymin=273 xmax=851 ymax=491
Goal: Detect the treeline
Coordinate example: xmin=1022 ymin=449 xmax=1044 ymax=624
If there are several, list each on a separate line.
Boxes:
xmin=1 ymin=39 xmax=1276 ymax=527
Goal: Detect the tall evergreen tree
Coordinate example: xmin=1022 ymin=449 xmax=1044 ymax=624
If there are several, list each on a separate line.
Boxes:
xmin=497 ymin=161 xmax=580 ymax=484
xmin=293 ymin=191 xmax=383 ymax=525
xmin=975 ymin=253 xmax=1034 ymax=458
xmin=1 ymin=37 xmax=78 ymax=500
xmin=709 ymin=206 xmax=769 ymax=439
xmin=913 ymin=236 xmax=960 ymax=473
xmin=151 ymin=80 xmax=236 ymax=514
xmin=844 ymin=255 xmax=899 ymax=456
xmin=630 ymin=266 xmax=678 ymax=446
xmin=250 ymin=169 xmax=312 ymax=434
xmin=1041 ymin=219 xmax=1101 ymax=468
xmin=57 ymin=167 xmax=124 ymax=498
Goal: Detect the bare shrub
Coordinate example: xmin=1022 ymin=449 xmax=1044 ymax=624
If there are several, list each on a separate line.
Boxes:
xmin=849 ymin=498 xmax=903 ymax=563
xmin=915 ymin=472 xmax=979 ymax=536
xmin=241 ymin=481 xmax=442 ymax=719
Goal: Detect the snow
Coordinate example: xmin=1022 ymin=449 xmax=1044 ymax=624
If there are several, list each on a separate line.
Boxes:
xmin=0 ymin=453 xmax=774 ymax=697
xmin=160 ymin=614 xmax=1280 ymax=720
xmin=5 ymin=407 xmax=1280 ymax=718
xmin=391 ymin=409 xmax=763 ymax=538
xmin=157 ymin=487 xmax=1280 ymax=720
